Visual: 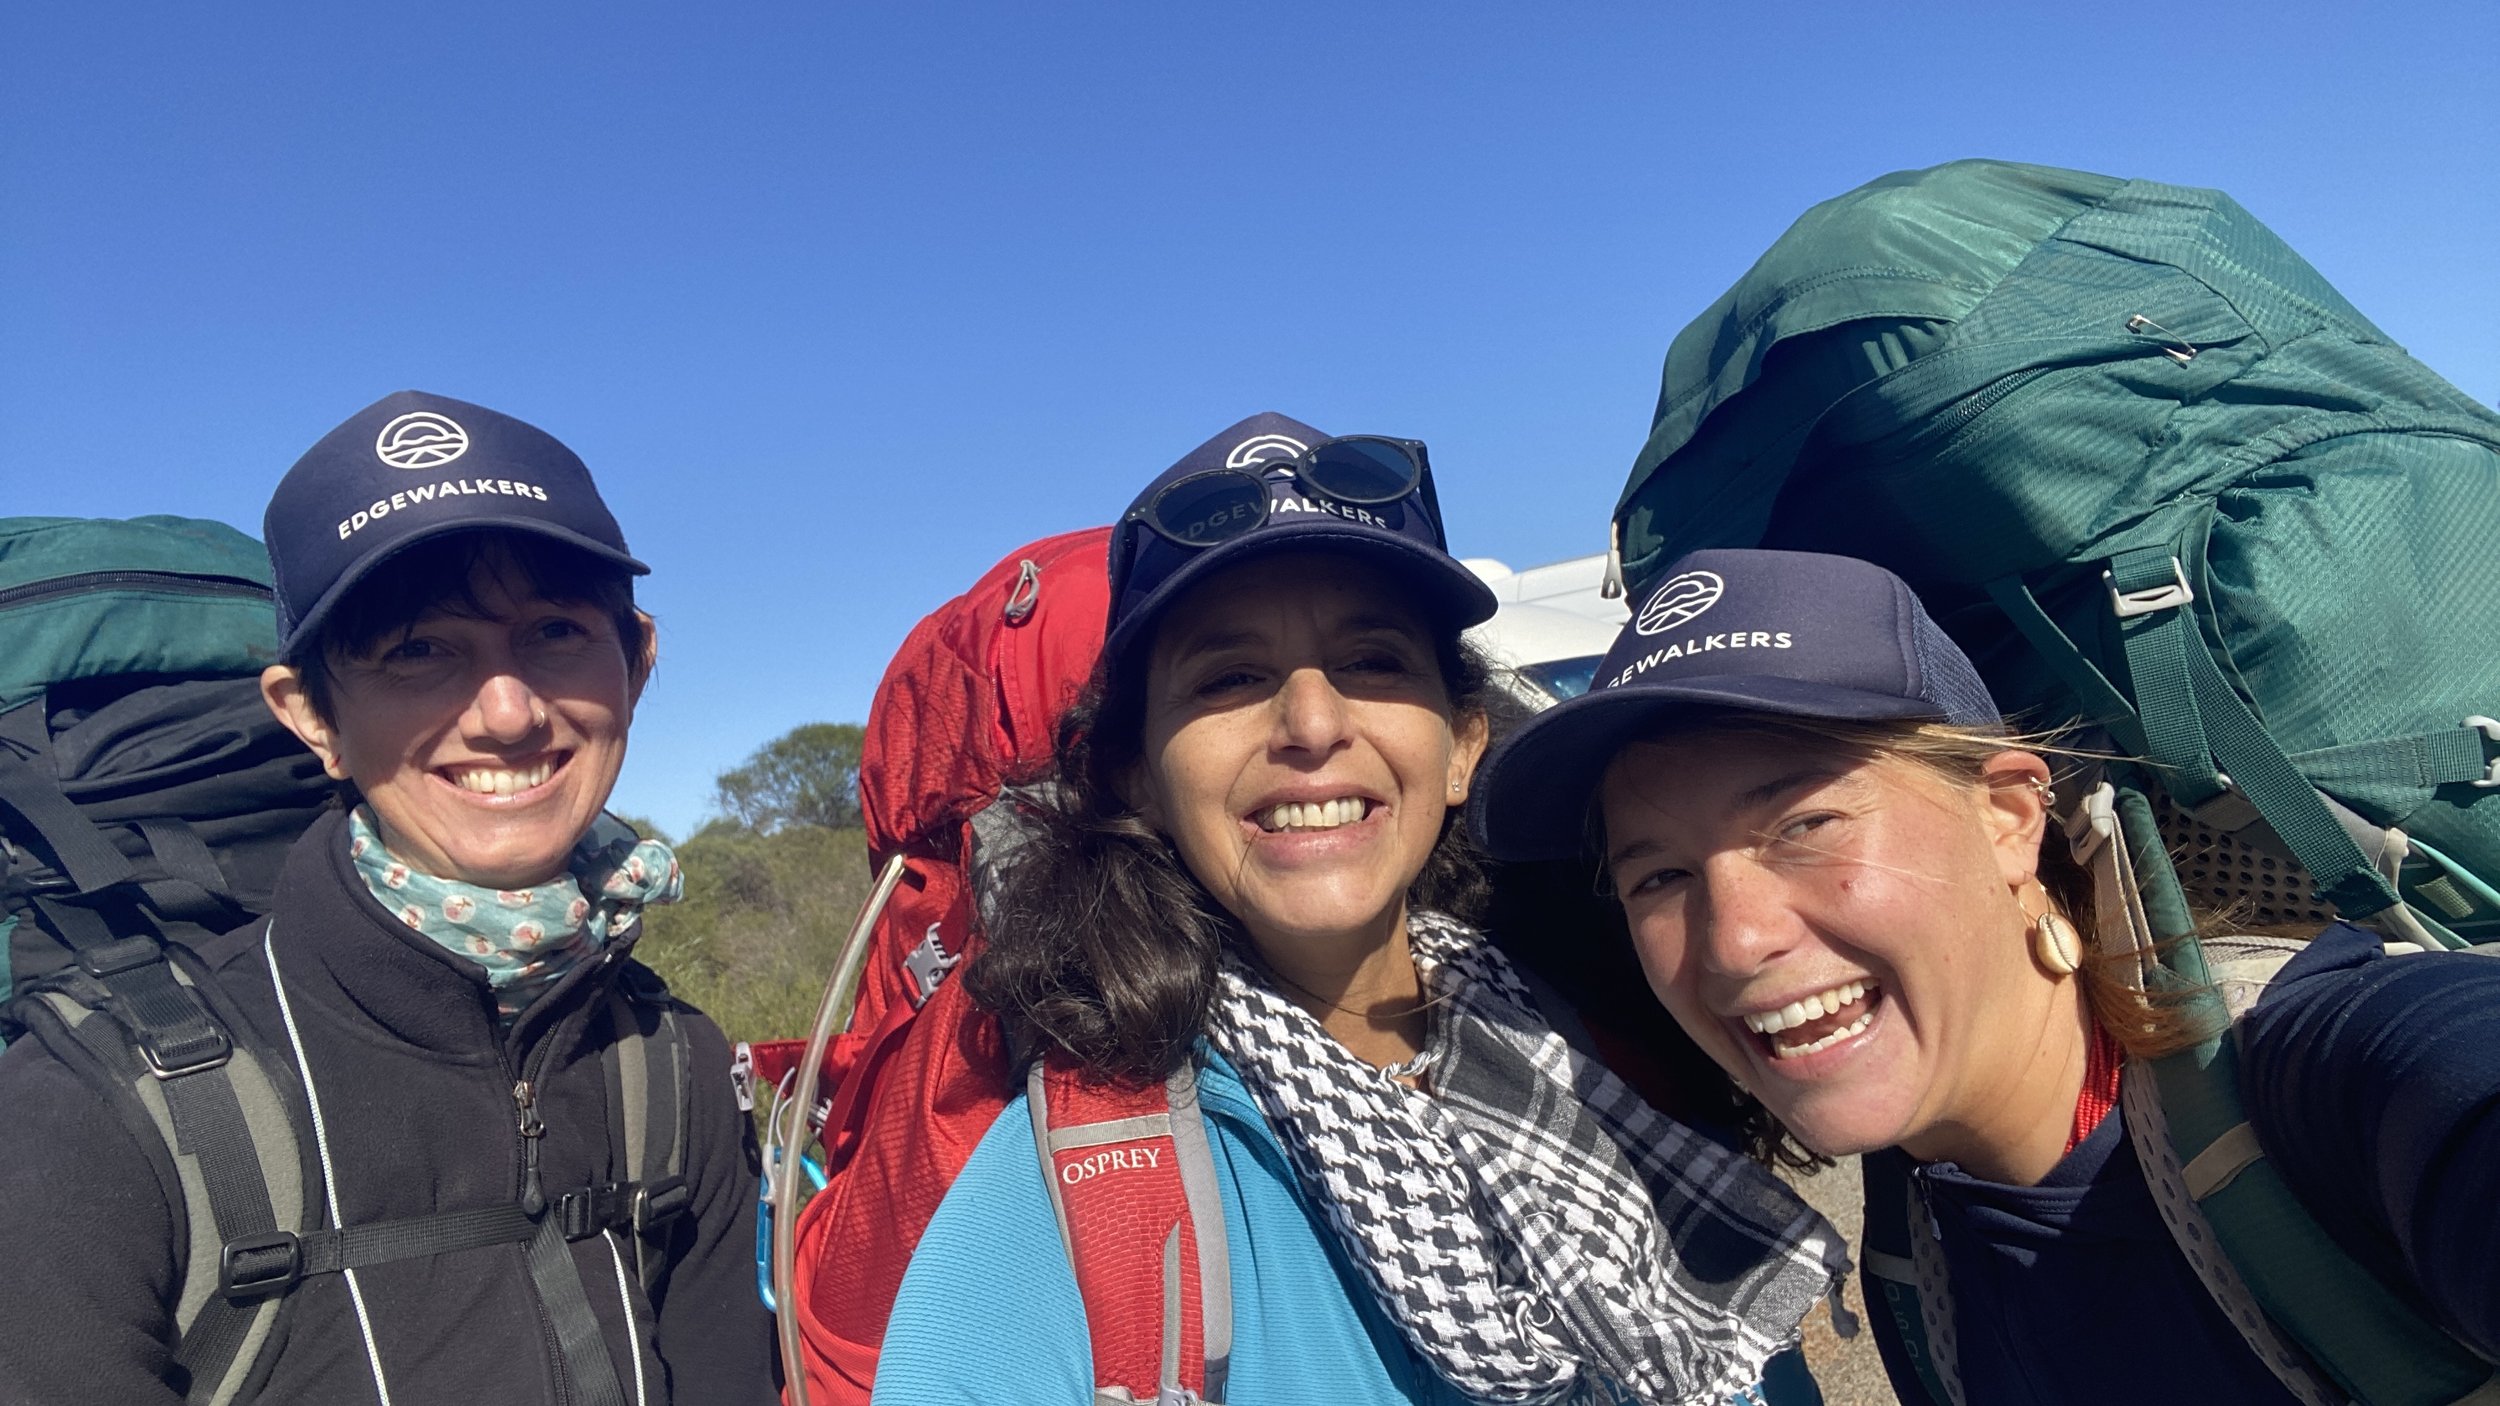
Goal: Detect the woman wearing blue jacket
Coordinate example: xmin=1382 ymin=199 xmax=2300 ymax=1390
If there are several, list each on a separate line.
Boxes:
xmin=869 ymin=415 xmax=1845 ymax=1405
xmin=1470 ymin=546 xmax=2500 ymax=1406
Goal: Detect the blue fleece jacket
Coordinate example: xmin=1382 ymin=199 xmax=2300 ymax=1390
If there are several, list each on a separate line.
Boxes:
xmin=872 ymin=1049 xmax=1819 ymax=1405
xmin=1865 ymin=925 xmax=2500 ymax=1404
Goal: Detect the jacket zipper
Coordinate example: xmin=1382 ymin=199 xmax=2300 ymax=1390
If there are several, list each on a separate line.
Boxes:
xmin=514 ymin=1078 xmax=548 ymax=1214
xmin=0 ymin=569 xmax=272 ymax=611
xmin=501 ymin=1018 xmax=570 ymax=1404
xmin=499 ymin=951 xmax=631 ymax=1406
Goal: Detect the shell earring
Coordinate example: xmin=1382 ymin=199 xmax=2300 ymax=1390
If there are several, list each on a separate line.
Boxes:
xmin=2031 ymin=907 xmax=2083 ymax=977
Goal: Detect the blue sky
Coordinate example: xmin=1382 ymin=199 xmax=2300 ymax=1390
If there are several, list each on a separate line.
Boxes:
xmin=6 ymin=1 xmax=2493 ymax=836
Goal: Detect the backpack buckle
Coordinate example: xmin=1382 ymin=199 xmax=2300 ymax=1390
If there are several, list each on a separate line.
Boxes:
xmin=553 ymin=1181 xmax=636 ymax=1241
xmin=2466 ymin=717 xmax=2500 ymax=788
xmin=904 ymin=926 xmax=961 ymax=1007
xmin=219 ymin=1230 xmax=303 ymax=1300
xmin=75 ymin=938 xmax=235 ymax=1077
xmin=2106 ymin=556 xmax=2195 ymax=619
xmin=138 ymin=1025 xmax=233 ymax=1079
xmin=634 ymin=1174 xmax=691 ymax=1234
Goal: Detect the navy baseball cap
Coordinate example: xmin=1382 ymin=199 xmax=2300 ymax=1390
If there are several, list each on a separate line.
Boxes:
xmin=1470 ymin=548 xmax=2000 ymax=862
xmin=1102 ymin=412 xmax=1498 ymax=668
xmin=262 ymin=390 xmax=649 ymax=656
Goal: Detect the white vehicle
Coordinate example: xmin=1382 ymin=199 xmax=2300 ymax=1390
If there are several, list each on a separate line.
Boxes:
xmin=1461 ymin=553 xmax=1624 ymax=707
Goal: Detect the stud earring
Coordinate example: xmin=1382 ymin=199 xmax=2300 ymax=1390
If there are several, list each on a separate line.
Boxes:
xmin=2031 ymin=907 xmax=2083 ymax=976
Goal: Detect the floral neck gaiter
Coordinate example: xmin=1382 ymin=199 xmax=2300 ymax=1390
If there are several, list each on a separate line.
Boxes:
xmin=348 ymin=806 xmax=683 ymax=1021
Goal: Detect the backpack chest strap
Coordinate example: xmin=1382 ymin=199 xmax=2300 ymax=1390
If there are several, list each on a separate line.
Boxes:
xmin=215 ymin=1176 xmax=695 ymax=1302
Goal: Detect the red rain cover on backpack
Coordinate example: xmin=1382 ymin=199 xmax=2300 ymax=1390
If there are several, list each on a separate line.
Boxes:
xmin=788 ymin=527 xmax=1116 ymax=1401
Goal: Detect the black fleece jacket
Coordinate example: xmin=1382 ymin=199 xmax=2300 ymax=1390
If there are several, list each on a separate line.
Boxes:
xmin=0 ymin=810 xmax=777 ymax=1405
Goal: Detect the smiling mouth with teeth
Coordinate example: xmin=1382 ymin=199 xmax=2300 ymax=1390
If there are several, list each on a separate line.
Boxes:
xmin=1743 ymin=979 xmax=1879 ymax=1060
xmin=443 ymin=755 xmax=563 ymax=797
xmin=1256 ymin=797 xmax=1375 ymax=833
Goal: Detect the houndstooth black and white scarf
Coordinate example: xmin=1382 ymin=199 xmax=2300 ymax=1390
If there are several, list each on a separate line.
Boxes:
xmin=1206 ymin=912 xmax=1848 ymax=1406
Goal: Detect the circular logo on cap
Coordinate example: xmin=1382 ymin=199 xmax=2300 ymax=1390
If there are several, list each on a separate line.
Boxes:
xmin=374 ymin=411 xmax=471 ymax=470
xmin=1225 ymin=433 xmax=1308 ymax=469
xmin=1635 ymin=570 xmax=1726 ymax=636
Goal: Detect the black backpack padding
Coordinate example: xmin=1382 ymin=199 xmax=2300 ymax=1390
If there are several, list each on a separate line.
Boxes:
xmin=0 ymin=512 xmax=328 ymax=1032
xmin=1 ymin=675 xmax=335 ymax=1023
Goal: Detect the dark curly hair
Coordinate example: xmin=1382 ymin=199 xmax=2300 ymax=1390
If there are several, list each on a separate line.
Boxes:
xmin=967 ymin=617 xmax=1502 ymax=1083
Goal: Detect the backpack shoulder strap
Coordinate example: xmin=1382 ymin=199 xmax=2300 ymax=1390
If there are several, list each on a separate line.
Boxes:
xmin=15 ymin=924 xmax=699 ymax=1405
xmin=1029 ymin=1057 xmax=1231 ymax=1406
xmin=13 ymin=937 xmax=306 ymax=1406
xmin=2128 ymin=944 xmax=2500 ymax=1406
xmin=604 ymin=960 xmax=695 ymax=1291
xmin=1857 ymin=1148 xmax=1957 ymax=1406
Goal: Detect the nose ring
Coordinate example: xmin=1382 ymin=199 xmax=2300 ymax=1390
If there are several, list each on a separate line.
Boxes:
xmin=530 ymin=703 xmax=548 ymax=730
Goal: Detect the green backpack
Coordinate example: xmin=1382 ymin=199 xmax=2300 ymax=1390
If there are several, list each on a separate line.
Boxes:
xmin=0 ymin=514 xmax=309 ymax=1029
xmin=1613 ymin=160 xmax=2500 ymax=1405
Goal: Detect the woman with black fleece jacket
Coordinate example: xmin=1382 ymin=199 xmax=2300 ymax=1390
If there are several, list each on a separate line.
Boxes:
xmin=0 ymin=391 xmax=775 ymax=1405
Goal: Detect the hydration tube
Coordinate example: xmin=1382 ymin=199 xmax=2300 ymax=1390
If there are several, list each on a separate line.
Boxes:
xmin=775 ymin=852 xmax=909 ymax=1406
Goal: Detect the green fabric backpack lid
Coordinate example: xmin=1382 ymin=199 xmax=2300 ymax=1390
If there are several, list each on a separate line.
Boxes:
xmin=1618 ymin=162 xmax=2125 ymax=570
xmin=0 ymin=515 xmax=281 ymax=712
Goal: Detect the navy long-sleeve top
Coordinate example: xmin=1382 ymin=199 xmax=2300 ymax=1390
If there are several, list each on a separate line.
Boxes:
xmin=1864 ymin=924 xmax=2500 ymax=1404
xmin=2240 ymin=922 xmax=2500 ymax=1360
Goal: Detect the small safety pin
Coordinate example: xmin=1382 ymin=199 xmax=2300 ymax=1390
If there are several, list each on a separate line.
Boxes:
xmin=2125 ymin=314 xmax=2198 ymax=364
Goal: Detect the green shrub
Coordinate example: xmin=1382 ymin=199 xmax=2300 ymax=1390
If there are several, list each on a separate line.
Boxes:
xmin=632 ymin=821 xmax=875 ymax=1046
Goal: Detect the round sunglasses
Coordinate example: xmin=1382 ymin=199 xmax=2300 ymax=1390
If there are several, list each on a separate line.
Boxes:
xmin=1126 ymin=435 xmax=1429 ymax=549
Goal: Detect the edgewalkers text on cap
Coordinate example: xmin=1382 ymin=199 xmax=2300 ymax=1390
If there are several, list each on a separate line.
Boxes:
xmin=337 ymin=475 xmax=553 ymax=540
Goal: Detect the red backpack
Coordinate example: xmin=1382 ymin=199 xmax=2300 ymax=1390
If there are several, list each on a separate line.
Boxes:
xmin=773 ymin=527 xmax=1228 ymax=1405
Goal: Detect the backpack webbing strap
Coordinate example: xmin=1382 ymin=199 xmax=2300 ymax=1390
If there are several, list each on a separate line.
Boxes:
xmin=528 ymin=1209 xmax=632 ymax=1406
xmin=220 ymin=1203 xmax=538 ymax=1293
xmin=1030 ymin=1059 xmax=1231 ymax=1406
xmin=23 ymin=965 xmax=304 ymax=1406
xmin=133 ymin=818 xmax=241 ymax=921
xmin=2121 ymin=1049 xmax=2350 ymax=1406
xmin=0 ymin=752 xmax=233 ymax=923
xmin=2106 ymin=545 xmax=2404 ymax=920
xmin=2291 ymin=728 xmax=2498 ymax=794
xmin=216 ymin=1186 xmax=688 ymax=1295
xmin=0 ymin=748 xmax=139 ymax=894
xmin=605 ymin=971 xmax=691 ymax=1291
xmin=1995 ymin=596 xmax=2500 ymax=803
xmin=1858 ymin=1150 xmax=1953 ymax=1406
xmin=1982 ymin=576 xmax=2149 ymax=757
xmin=50 ymin=913 xmax=234 ymax=1076
xmin=519 ymin=969 xmax=690 ymax=1406
xmin=2106 ymin=550 xmax=2232 ymax=808
xmin=7 ymin=728 xmax=243 ymax=1074
xmin=160 ymin=1051 xmax=288 ymax=1391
